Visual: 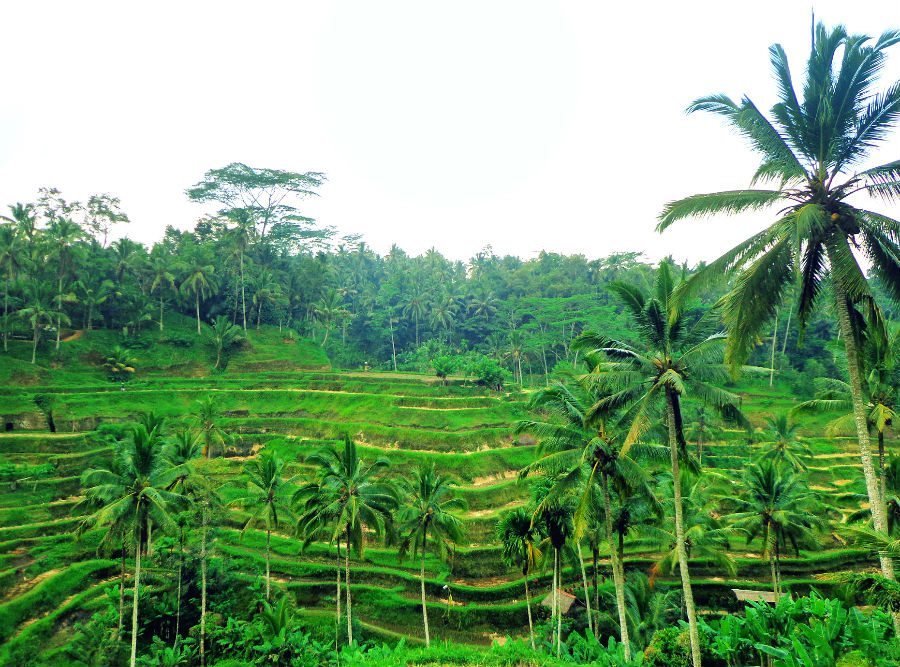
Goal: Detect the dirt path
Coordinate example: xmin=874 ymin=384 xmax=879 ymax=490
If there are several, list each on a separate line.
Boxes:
xmin=60 ymin=330 xmax=84 ymax=343
xmin=1 ymin=567 xmax=61 ymax=603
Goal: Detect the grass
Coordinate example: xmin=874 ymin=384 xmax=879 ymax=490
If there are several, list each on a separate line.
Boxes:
xmin=0 ymin=319 xmax=884 ymax=649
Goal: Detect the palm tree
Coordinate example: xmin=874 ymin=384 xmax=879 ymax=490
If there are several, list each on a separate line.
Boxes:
xmin=647 ymin=472 xmax=738 ymax=585
xmin=397 ymin=464 xmax=465 ymax=647
xmin=180 ymin=261 xmax=217 ymax=335
xmin=294 ymin=478 xmax=346 ymax=646
xmin=304 ymin=437 xmax=396 ymax=645
xmin=75 ymin=276 xmax=114 ymax=332
xmin=402 ymin=289 xmax=429 ymax=346
xmin=207 ymin=315 xmax=242 ymax=369
xmin=193 ymin=396 xmax=226 ymax=459
xmin=727 ymin=462 xmax=822 ymax=595
xmin=165 ymin=427 xmax=202 ymax=640
xmin=0 ymin=223 xmax=23 ymax=352
xmin=18 ymin=282 xmax=69 ymax=364
xmin=496 ymin=507 xmax=542 ymax=650
xmin=149 ymin=248 xmax=177 ymax=332
xmin=46 ymin=217 xmax=85 ymax=351
xmin=686 ymin=406 xmax=721 ymax=466
xmin=657 ymin=23 xmax=900 ymax=592
xmin=79 ymin=424 xmax=186 ymax=667
xmin=505 ymin=330 xmax=528 ymax=386
xmin=251 ymin=269 xmax=281 ymax=329
xmin=755 ymin=414 xmax=812 ymax=471
xmin=574 ymin=261 xmax=749 ymax=667
xmin=517 ymin=380 xmax=658 ymax=659
xmin=313 ymin=289 xmax=348 ymax=346
xmin=532 ymin=486 xmax=573 ymax=659
xmin=104 ymin=346 xmax=137 ymax=378
xmin=226 ymin=208 xmax=256 ymax=332
xmin=229 ymin=450 xmax=294 ymax=601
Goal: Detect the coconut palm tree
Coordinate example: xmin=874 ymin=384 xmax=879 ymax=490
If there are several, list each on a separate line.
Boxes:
xmin=646 ymin=472 xmax=737 ymax=584
xmin=517 ymin=380 xmax=661 ymax=660
xmin=574 ymin=261 xmax=750 ymax=667
xmin=505 ymin=330 xmax=528 ymax=386
xmin=226 ymin=208 xmax=256 ymax=332
xmin=149 ymin=248 xmax=177 ymax=332
xmin=165 ymin=427 xmax=202 ymax=640
xmin=304 ymin=436 xmax=397 ymax=645
xmin=294 ymin=478 xmax=346 ymax=647
xmin=497 ymin=507 xmax=543 ymax=650
xmin=756 ymin=414 xmax=813 ymax=471
xmin=251 ymin=269 xmax=281 ymax=329
xmin=79 ymin=424 xmax=186 ymax=667
xmin=397 ymin=464 xmax=465 ymax=648
xmin=207 ymin=315 xmax=242 ymax=369
xmin=75 ymin=275 xmax=114 ymax=332
xmin=402 ymin=288 xmax=429 ymax=347
xmin=104 ymin=346 xmax=137 ymax=379
xmin=313 ymin=289 xmax=348 ymax=346
xmin=686 ymin=406 xmax=722 ymax=466
xmin=0 ymin=223 xmax=23 ymax=352
xmin=18 ymin=282 xmax=69 ymax=364
xmin=193 ymin=396 xmax=226 ymax=459
xmin=180 ymin=260 xmax=217 ymax=335
xmin=529 ymin=477 xmax=573 ymax=659
xmin=657 ymin=23 xmax=900 ymax=593
xmin=229 ymin=450 xmax=294 ymax=601
xmin=726 ymin=461 xmax=823 ymax=595
xmin=45 ymin=217 xmax=85 ymax=351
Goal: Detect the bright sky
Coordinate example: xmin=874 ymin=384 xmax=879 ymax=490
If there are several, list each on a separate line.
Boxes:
xmin=2 ymin=1 xmax=900 ymax=263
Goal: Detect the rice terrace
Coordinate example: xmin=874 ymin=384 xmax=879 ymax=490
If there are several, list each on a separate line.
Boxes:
xmin=3 ymin=6 xmax=900 ymax=667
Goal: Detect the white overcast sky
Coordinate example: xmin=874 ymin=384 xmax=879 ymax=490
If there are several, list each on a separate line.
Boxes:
xmin=2 ymin=1 xmax=900 ymax=263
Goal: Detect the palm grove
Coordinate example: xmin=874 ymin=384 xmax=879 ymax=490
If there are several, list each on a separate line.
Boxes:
xmin=4 ymin=19 xmax=900 ymax=667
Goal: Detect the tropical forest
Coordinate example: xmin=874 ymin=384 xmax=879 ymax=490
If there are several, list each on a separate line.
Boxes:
xmin=4 ymin=17 xmax=900 ymax=667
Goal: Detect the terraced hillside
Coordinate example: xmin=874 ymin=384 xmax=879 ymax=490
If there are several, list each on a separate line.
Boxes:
xmin=0 ymin=322 xmax=877 ymax=662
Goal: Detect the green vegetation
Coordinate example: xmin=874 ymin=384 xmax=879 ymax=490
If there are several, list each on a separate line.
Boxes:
xmin=3 ymin=17 xmax=900 ymax=667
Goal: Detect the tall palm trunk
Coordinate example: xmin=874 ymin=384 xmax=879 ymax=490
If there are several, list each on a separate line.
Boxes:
xmin=592 ymin=542 xmax=600 ymax=639
xmin=200 ymin=506 xmax=208 ymax=667
xmin=666 ymin=391 xmax=702 ymax=667
xmin=832 ymin=280 xmax=897 ymax=582
xmin=159 ymin=295 xmax=164 ymax=331
xmin=335 ymin=536 xmax=342 ymax=647
xmin=576 ymin=542 xmax=593 ymax=637
xmin=767 ymin=526 xmax=780 ymax=596
xmin=56 ymin=275 xmax=63 ymax=352
xmin=389 ymin=316 xmax=397 ymax=371
xmin=240 ymin=251 xmax=247 ymax=332
xmin=32 ymin=323 xmax=39 ymax=364
xmin=523 ymin=565 xmax=535 ymax=650
xmin=420 ymin=533 xmax=431 ymax=647
xmin=769 ymin=308 xmax=779 ymax=387
xmin=555 ymin=547 xmax=562 ymax=658
xmin=265 ymin=528 xmax=271 ymax=600
xmin=130 ymin=533 xmax=142 ymax=667
xmin=345 ymin=525 xmax=353 ymax=646
xmin=781 ymin=307 xmax=792 ymax=357
xmin=879 ymin=430 xmax=888 ymax=516
xmin=602 ymin=472 xmax=632 ymax=660
xmin=3 ymin=275 xmax=8 ymax=352
xmin=195 ymin=292 xmax=201 ymax=335
xmin=175 ymin=527 xmax=183 ymax=642
xmin=118 ymin=544 xmax=126 ymax=641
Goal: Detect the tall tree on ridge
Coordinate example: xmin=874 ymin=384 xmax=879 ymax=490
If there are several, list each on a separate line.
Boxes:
xmin=658 ymin=22 xmax=900 ymax=599
xmin=574 ymin=261 xmax=750 ymax=667
xmin=397 ymin=464 xmax=465 ymax=648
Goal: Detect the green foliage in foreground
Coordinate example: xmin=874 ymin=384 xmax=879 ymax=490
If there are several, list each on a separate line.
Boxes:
xmin=46 ymin=591 xmax=892 ymax=667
